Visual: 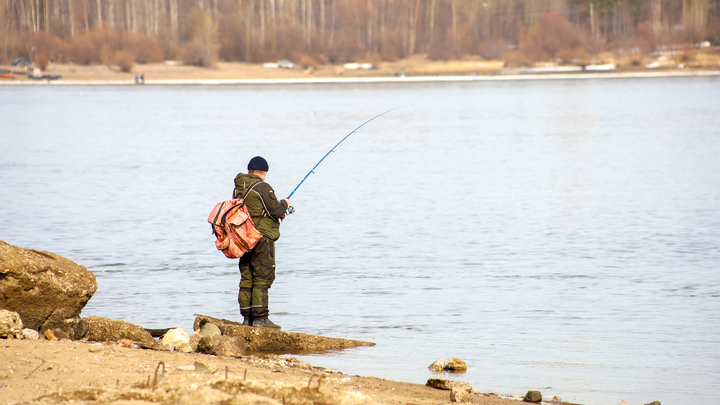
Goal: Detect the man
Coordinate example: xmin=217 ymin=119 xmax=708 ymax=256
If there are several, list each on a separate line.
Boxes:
xmin=233 ymin=156 xmax=290 ymax=329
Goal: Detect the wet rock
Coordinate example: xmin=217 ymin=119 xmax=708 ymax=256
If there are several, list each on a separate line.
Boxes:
xmin=0 ymin=240 xmax=97 ymax=336
xmin=523 ymin=390 xmax=542 ymax=403
xmin=194 ymin=314 xmax=375 ymax=353
xmin=21 ymin=328 xmax=39 ymax=340
xmin=0 ymin=309 xmax=23 ymax=338
xmin=426 ymin=378 xmax=472 ymax=392
xmin=619 ymin=401 xmax=630 ymax=405
xmin=644 ymin=402 xmax=661 ymax=405
xmin=199 ymin=322 xmax=222 ymax=338
xmin=78 ymin=316 xmax=156 ymax=346
xmin=196 ymin=335 xmax=246 ymax=356
xmin=552 ymin=396 xmax=563 ymax=401
xmin=161 ymin=328 xmax=190 ymax=350
xmin=428 ymin=358 xmax=446 ymax=373
xmin=444 ymin=357 xmax=467 ymax=372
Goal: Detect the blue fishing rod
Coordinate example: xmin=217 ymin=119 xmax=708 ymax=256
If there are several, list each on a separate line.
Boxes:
xmin=285 ymin=105 xmax=404 ymax=214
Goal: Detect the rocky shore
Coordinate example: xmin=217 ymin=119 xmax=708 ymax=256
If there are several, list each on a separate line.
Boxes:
xmin=0 ymin=337 xmax=538 ymax=405
xmin=0 ymin=240 xmax=664 ymax=405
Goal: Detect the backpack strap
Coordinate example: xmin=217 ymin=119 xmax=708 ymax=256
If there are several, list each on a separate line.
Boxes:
xmin=241 ymin=180 xmax=262 ymax=201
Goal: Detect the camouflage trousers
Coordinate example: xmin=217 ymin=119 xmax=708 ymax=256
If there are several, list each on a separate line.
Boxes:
xmin=238 ymin=237 xmax=276 ymax=319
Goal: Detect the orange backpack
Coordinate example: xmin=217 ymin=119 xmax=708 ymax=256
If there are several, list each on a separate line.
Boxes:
xmin=208 ymin=181 xmax=263 ymax=258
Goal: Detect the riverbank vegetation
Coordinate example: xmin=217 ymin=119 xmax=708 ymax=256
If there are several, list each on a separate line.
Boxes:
xmin=1 ymin=0 xmax=719 ymax=72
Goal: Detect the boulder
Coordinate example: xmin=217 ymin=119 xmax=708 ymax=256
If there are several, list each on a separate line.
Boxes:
xmin=162 ymin=328 xmax=190 ymax=347
xmin=193 ymin=314 xmax=375 ymax=353
xmin=428 ymin=358 xmax=446 ymax=373
xmin=444 ymin=357 xmax=467 ymax=372
xmin=523 ymin=390 xmax=542 ymax=403
xmin=426 ymin=379 xmax=472 ymax=392
xmin=0 ymin=240 xmax=97 ymax=336
xmin=644 ymin=402 xmax=661 ymax=405
xmin=78 ymin=316 xmax=156 ymax=346
xmin=0 ymin=309 xmax=23 ymax=338
xmin=196 ymin=335 xmax=247 ymax=356
xmin=199 ymin=322 xmax=222 ymax=338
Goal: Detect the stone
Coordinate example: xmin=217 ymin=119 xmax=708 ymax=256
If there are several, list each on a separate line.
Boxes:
xmin=552 ymin=396 xmax=563 ymax=401
xmin=523 ymin=390 xmax=542 ymax=403
xmin=193 ymin=314 xmax=375 ymax=353
xmin=451 ymin=385 xmax=472 ymax=402
xmin=193 ymin=361 xmax=214 ymax=373
xmin=444 ymin=357 xmax=467 ymax=372
xmin=284 ymin=357 xmax=313 ymax=370
xmin=196 ymin=335 xmax=246 ymax=356
xmin=78 ymin=316 xmax=156 ymax=346
xmin=44 ymin=328 xmax=71 ymax=340
xmin=199 ymin=322 xmax=222 ymax=338
xmin=619 ymin=402 xmax=630 ymax=405
xmin=188 ymin=332 xmax=202 ymax=351
xmin=426 ymin=379 xmax=472 ymax=392
xmin=0 ymin=309 xmax=23 ymax=338
xmin=644 ymin=402 xmax=661 ymax=405
xmin=21 ymin=328 xmax=39 ymax=340
xmin=0 ymin=240 xmax=97 ymax=336
xmin=428 ymin=358 xmax=446 ymax=373
xmin=175 ymin=342 xmax=193 ymax=353
xmin=161 ymin=328 xmax=190 ymax=350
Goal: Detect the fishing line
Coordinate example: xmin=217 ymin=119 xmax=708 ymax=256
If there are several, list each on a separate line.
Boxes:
xmin=285 ymin=105 xmax=405 ymax=214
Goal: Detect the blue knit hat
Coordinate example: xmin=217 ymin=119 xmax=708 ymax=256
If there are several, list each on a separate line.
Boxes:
xmin=247 ymin=156 xmax=269 ymax=172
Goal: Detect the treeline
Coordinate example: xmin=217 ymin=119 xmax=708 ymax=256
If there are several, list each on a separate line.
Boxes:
xmin=2 ymin=0 xmax=719 ymax=67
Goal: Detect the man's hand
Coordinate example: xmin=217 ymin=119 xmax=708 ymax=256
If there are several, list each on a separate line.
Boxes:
xmin=282 ymin=198 xmax=290 ymax=206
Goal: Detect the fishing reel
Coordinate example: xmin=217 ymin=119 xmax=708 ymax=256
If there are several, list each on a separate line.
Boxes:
xmin=286 ymin=206 xmax=295 ymax=215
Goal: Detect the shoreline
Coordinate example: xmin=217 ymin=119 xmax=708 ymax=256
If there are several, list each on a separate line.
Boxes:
xmin=2 ymin=68 xmax=719 ymax=86
xmin=0 ymin=338 xmax=553 ymax=405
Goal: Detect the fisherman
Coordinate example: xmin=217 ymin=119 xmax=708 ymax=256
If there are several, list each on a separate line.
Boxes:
xmin=233 ymin=156 xmax=290 ymax=329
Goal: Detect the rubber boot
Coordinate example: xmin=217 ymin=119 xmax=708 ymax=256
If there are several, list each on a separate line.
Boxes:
xmin=252 ymin=317 xmax=281 ymax=330
xmin=242 ymin=316 xmax=253 ymax=326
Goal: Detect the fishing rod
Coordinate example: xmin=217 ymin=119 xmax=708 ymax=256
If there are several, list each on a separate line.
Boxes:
xmin=285 ymin=105 xmax=404 ymax=214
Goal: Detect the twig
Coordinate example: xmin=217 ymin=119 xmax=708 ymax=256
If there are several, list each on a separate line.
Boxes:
xmin=152 ymin=361 xmax=165 ymax=391
xmin=316 ymin=375 xmax=323 ymax=393
xmin=244 ymin=369 xmax=247 ymax=380
xmin=25 ymin=360 xmax=45 ymax=379
xmin=225 ymin=365 xmax=229 ymax=379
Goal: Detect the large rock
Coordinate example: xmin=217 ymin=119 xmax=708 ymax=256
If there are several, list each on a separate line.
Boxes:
xmin=0 ymin=240 xmax=97 ymax=335
xmin=0 ymin=309 xmax=23 ymax=338
xmin=426 ymin=379 xmax=472 ymax=392
xmin=444 ymin=357 xmax=467 ymax=372
xmin=428 ymin=358 xmax=445 ymax=373
xmin=194 ymin=314 xmax=375 ymax=353
xmin=196 ymin=335 xmax=247 ymax=356
xmin=78 ymin=316 xmax=156 ymax=346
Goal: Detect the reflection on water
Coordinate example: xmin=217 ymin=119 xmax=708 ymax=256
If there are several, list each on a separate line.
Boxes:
xmin=1 ymin=78 xmax=719 ymax=405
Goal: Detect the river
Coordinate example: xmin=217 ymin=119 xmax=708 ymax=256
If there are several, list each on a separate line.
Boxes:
xmin=1 ymin=76 xmax=718 ymax=405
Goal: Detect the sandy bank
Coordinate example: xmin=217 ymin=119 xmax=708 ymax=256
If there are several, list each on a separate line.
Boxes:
xmin=1 ymin=60 xmax=718 ymax=86
xmin=0 ymin=338 xmax=545 ymax=405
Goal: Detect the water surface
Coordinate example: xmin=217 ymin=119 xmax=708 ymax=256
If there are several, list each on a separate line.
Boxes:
xmin=1 ymin=78 xmax=719 ymax=405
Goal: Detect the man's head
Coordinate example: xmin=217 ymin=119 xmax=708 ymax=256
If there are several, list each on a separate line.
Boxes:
xmin=248 ymin=156 xmax=269 ymax=180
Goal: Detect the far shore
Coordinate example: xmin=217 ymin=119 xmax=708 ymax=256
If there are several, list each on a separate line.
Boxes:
xmin=1 ymin=59 xmax=718 ymax=86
